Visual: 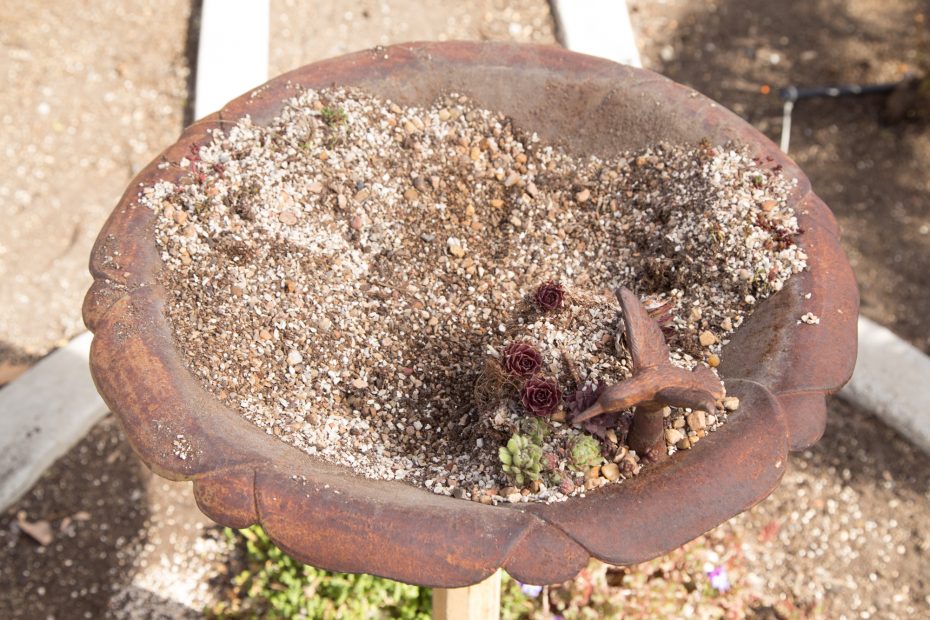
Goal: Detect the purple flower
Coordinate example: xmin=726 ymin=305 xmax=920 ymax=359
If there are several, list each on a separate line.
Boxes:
xmin=706 ymin=565 xmax=730 ymax=593
xmin=518 ymin=582 xmax=543 ymax=598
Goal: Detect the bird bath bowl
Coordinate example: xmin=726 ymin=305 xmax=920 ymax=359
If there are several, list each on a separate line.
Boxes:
xmin=83 ymin=42 xmax=858 ymax=587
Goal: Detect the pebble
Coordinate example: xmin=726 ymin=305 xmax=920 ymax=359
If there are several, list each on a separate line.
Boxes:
xmin=676 ymin=437 xmax=693 ymax=450
xmin=351 ymin=378 xmax=368 ymax=390
xmin=723 ymin=396 xmax=740 ymax=411
xmin=404 ymin=188 xmax=419 ymax=202
xmin=699 ymin=330 xmax=717 ymax=346
xmin=287 ymin=350 xmax=303 ymax=365
xmin=665 ymin=428 xmax=684 ymax=445
xmin=601 ymin=462 xmax=620 ymax=481
xmin=446 ymin=237 xmax=466 ymax=257
xmin=686 ymin=410 xmax=706 ymax=431
xmin=800 ymin=312 xmax=821 ymax=325
xmin=707 ymin=353 xmax=720 ymax=367
xmin=575 ymin=189 xmax=591 ymax=203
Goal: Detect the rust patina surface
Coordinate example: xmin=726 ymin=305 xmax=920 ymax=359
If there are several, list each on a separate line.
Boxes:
xmin=83 ymin=42 xmax=858 ymax=587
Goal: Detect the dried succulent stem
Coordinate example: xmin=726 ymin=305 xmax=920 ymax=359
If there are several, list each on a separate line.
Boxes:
xmin=573 ymin=287 xmax=725 ymax=461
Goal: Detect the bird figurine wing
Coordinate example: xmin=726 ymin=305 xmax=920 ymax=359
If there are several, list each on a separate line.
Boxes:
xmin=616 ymin=287 xmax=669 ymax=369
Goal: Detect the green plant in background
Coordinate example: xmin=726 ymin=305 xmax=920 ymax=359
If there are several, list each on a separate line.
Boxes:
xmin=207 ymin=518 xmax=810 ymax=618
xmin=208 ymin=526 xmax=535 ymax=619
xmin=499 ymin=433 xmax=544 ymax=486
xmin=567 ymin=434 xmax=603 ymax=472
xmin=208 ymin=526 xmax=430 ymax=619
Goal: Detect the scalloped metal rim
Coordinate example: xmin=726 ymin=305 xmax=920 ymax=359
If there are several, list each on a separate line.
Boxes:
xmin=83 ymin=42 xmax=858 ymax=587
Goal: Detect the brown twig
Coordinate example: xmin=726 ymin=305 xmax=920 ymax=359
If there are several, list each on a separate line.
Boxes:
xmin=572 ymin=287 xmax=724 ymax=460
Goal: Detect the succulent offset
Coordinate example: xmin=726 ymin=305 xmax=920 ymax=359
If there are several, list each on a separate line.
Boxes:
xmin=521 ymin=416 xmax=551 ymax=446
xmin=499 ymin=433 xmax=544 ymax=486
xmin=568 ymin=434 xmax=604 ymax=472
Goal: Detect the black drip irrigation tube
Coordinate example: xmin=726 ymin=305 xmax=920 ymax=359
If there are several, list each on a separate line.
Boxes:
xmin=778 ymin=82 xmax=901 ymax=153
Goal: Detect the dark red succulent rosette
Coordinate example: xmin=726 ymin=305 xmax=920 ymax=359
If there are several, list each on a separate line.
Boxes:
xmin=520 ymin=376 xmax=563 ymax=417
xmin=501 ymin=341 xmax=543 ymax=377
xmin=534 ymin=281 xmax=565 ymax=312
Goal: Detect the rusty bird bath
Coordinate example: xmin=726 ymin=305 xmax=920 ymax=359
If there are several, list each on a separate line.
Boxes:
xmin=83 ymin=42 xmax=858 ymax=587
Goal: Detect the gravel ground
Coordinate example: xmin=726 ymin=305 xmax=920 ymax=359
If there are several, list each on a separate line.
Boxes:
xmin=269 ymin=0 xmax=556 ymax=75
xmin=717 ymin=398 xmax=930 ymax=618
xmin=629 ymin=0 xmax=930 ymax=353
xmin=0 ymin=0 xmax=192 ymax=374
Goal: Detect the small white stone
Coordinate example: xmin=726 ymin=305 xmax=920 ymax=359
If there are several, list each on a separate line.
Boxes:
xmin=287 ymin=350 xmax=303 ymax=365
xmin=446 ymin=236 xmax=466 ymax=257
xmin=800 ymin=312 xmax=820 ymax=325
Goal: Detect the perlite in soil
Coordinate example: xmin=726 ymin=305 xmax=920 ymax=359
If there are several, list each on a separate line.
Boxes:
xmin=141 ymin=87 xmax=807 ymax=504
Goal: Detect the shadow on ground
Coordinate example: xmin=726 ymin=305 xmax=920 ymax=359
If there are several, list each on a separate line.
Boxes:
xmin=0 ymin=341 xmax=37 ymax=387
xmin=0 ymin=417 xmax=150 ymax=618
xmin=632 ymin=0 xmax=930 ymax=352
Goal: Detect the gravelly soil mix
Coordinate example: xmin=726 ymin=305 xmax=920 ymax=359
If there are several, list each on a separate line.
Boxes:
xmin=144 ymin=87 xmax=806 ymax=502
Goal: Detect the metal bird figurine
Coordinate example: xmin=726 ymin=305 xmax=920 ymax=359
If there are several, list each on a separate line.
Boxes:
xmin=572 ymin=287 xmax=724 ymax=460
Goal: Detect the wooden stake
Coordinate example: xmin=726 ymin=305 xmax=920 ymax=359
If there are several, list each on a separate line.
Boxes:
xmin=432 ymin=570 xmax=501 ymax=620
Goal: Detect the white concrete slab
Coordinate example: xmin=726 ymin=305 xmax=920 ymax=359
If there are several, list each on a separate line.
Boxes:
xmin=194 ymin=0 xmax=270 ymax=120
xmin=0 ymin=332 xmax=108 ymax=511
xmin=840 ymin=317 xmax=930 ymax=455
xmin=551 ymin=0 xmax=642 ymax=67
